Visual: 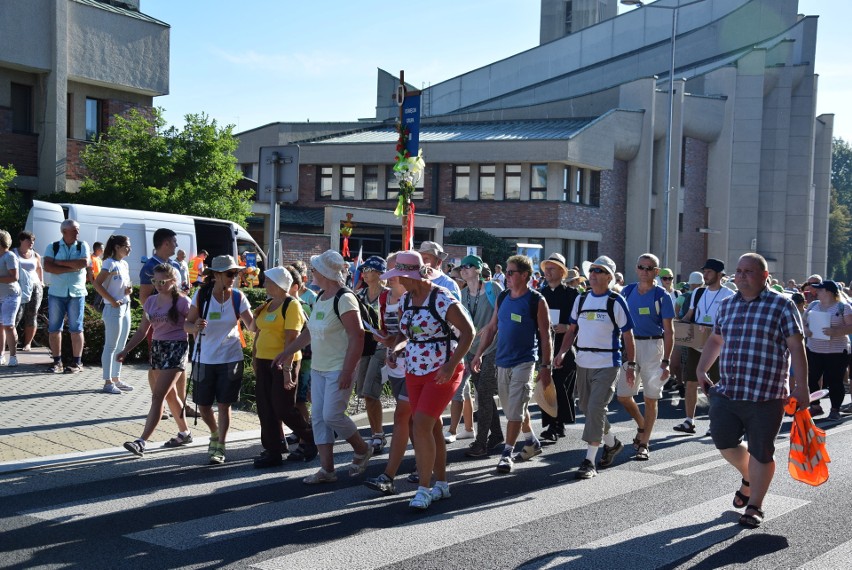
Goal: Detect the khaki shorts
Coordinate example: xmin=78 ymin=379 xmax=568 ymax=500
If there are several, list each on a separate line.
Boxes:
xmin=616 ymin=338 xmax=666 ymax=399
xmin=497 ymin=361 xmax=534 ymax=422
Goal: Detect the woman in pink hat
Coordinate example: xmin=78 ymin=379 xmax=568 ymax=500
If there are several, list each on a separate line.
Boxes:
xmin=380 ymin=250 xmax=475 ymax=510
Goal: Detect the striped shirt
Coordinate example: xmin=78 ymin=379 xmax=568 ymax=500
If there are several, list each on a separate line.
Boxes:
xmin=713 ymin=288 xmax=803 ymax=401
xmin=804 ymin=300 xmax=851 ymax=354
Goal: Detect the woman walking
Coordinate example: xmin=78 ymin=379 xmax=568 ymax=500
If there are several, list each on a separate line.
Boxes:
xmin=13 ymin=231 xmax=43 ymax=352
xmin=0 ymin=230 xmax=21 ymax=367
xmin=185 ymin=255 xmax=254 ymax=465
xmin=380 ymin=250 xmax=474 ymax=510
xmin=93 ymin=235 xmax=134 ymax=394
xmin=119 ymin=264 xmax=193 ymax=455
xmin=273 ymin=249 xmax=374 ymax=484
xmin=251 ymin=266 xmax=317 ymax=468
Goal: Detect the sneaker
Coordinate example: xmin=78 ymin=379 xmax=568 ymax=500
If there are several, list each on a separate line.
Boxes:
xmin=253 ymin=451 xmax=283 ymax=468
xmin=48 ymin=362 xmax=64 ymax=374
xmin=828 ymin=409 xmax=841 ymax=421
xmin=430 ymin=482 xmax=451 ymax=501
xmin=514 ymin=441 xmax=543 ymax=462
xmin=66 ymin=363 xmax=83 ymax=374
xmin=370 ymin=433 xmax=387 ymax=455
xmin=840 ymin=403 xmax=852 ymax=415
xmin=810 ymin=403 xmax=825 ymax=417
xmin=364 ymin=473 xmax=397 ymax=495
xmin=7 ymin=356 xmax=17 ymax=367
xmin=673 ymin=421 xmax=696 ymax=434
xmin=598 ymin=438 xmax=624 ymax=469
xmin=576 ymin=459 xmax=597 ymax=479
xmin=115 ymin=381 xmax=134 ymax=392
xmin=102 ymin=383 xmax=123 ymax=395
xmin=496 ymin=453 xmax=514 ymax=473
xmin=409 ymin=487 xmax=433 ymax=510
xmin=123 ymin=440 xmax=145 ymax=457
xmin=456 ymin=428 xmax=475 ymax=440
xmin=443 ymin=430 xmax=457 ymax=444
xmin=464 ymin=442 xmax=489 ymax=457
xmin=487 ymin=435 xmax=505 ymax=451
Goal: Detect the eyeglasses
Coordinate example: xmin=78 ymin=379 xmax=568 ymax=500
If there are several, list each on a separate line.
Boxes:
xmin=225 ymin=270 xmax=240 ymax=278
xmin=637 ymin=265 xmax=657 ymax=272
xmin=661 ymin=276 xmax=673 ymax=281
xmin=506 ymin=269 xmax=525 ymax=276
xmin=361 ymin=267 xmax=378 ymax=273
xmin=588 ymin=267 xmax=608 ymax=274
xmin=152 ymin=278 xmax=174 ymax=286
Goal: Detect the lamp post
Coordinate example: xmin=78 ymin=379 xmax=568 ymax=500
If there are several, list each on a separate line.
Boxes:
xmin=621 ymin=0 xmax=703 ymax=269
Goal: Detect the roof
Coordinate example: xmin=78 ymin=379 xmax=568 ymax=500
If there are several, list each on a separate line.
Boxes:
xmin=305 ymin=118 xmax=598 ymax=145
xmin=71 ymin=0 xmax=169 ymax=26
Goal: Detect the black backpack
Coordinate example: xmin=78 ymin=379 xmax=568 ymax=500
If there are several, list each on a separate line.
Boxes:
xmin=321 ymin=287 xmax=381 ymax=357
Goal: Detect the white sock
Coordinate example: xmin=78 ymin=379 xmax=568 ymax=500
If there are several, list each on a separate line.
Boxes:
xmin=603 ymin=432 xmax=616 ymax=447
xmin=685 ymin=417 xmax=694 ymax=424
xmin=585 ymin=445 xmax=598 ymax=462
xmin=503 ymin=444 xmax=514 ymax=455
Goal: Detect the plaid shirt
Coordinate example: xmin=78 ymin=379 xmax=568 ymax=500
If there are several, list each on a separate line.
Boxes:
xmin=713 ymin=287 xmax=803 ymax=401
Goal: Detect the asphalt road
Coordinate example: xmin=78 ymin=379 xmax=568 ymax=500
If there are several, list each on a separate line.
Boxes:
xmin=2 ymin=394 xmax=851 ymax=570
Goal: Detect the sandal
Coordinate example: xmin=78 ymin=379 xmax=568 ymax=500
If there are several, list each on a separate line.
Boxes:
xmin=673 ymin=421 xmax=696 ymax=434
xmin=633 ymin=428 xmax=645 ymax=450
xmin=733 ymin=478 xmax=750 ymax=508
xmin=635 ymin=443 xmax=650 ymax=461
xmin=287 ymin=443 xmax=318 ymax=462
xmin=409 ymin=487 xmax=433 ymax=510
xmin=163 ymin=432 xmax=193 ymax=448
xmin=739 ymin=505 xmax=764 ymax=528
xmin=348 ymin=444 xmax=374 ymax=477
xmin=303 ymin=468 xmax=338 ymax=485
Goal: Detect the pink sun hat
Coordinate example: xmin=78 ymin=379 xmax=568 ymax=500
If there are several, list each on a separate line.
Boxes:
xmin=380 ymin=250 xmax=439 ymax=281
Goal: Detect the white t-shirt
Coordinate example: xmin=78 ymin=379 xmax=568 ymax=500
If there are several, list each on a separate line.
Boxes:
xmin=100 ymin=257 xmax=132 ymax=303
xmin=191 ymin=289 xmax=251 ymax=364
xmin=689 ymin=286 xmax=735 ymax=326
xmin=570 ymin=291 xmax=632 ymax=369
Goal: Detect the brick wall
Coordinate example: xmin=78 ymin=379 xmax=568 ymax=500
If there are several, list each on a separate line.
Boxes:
xmin=66 ymin=139 xmax=90 ymax=181
xmin=680 ymin=137 xmax=709 ymax=276
xmin=0 ymin=132 xmax=38 ymax=176
xmin=589 ymin=160 xmax=628 ymax=269
xmin=280 ymin=232 xmax=329 ymax=266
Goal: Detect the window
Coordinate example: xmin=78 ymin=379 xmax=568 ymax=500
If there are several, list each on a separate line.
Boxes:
xmin=318 ymin=166 xmax=332 ymax=199
xmin=66 ymin=93 xmax=73 ymax=138
xmin=240 ymin=163 xmax=253 ymax=178
xmin=563 ymin=167 xmax=601 ymax=206
xmin=386 ymin=165 xmax=424 ymax=201
xmin=363 ymin=166 xmax=378 ymax=200
xmin=564 ymin=1 xmax=573 ymax=34
xmin=11 ymin=83 xmax=33 ymax=133
xmin=505 ymin=164 xmax=521 ymax=200
xmin=454 ymin=165 xmax=471 ymax=200
xmin=85 ymin=98 xmax=102 ymax=141
xmin=341 ymin=166 xmax=355 ymax=199
xmin=479 ymin=165 xmax=495 ymax=200
xmin=530 ymin=164 xmax=547 ymax=200
xmin=589 ymin=170 xmax=601 ymax=206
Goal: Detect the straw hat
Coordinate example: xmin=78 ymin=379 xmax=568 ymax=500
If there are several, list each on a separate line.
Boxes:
xmin=534 ymin=379 xmax=558 ymax=417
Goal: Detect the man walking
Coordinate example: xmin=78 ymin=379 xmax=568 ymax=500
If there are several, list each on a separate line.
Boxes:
xmin=418 ymin=241 xmax=461 ymax=299
xmin=697 ymin=253 xmax=808 ymax=528
xmin=43 ymin=219 xmax=91 ymax=373
xmin=616 ymin=254 xmax=675 ymax=460
xmin=473 ymin=255 xmax=552 ymax=474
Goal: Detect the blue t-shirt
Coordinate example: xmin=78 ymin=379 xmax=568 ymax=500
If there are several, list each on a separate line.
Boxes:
xmin=432 ymin=272 xmax=461 ymax=300
xmin=44 ymin=239 xmax=91 ymax=298
xmin=622 ymin=283 xmax=675 ymax=338
xmin=140 ymin=255 xmax=182 ymax=286
xmin=496 ymin=289 xmax=540 ymax=368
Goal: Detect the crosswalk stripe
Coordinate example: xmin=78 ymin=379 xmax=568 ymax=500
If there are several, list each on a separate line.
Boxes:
xmin=519 ymin=493 xmax=809 ymax=569
xmin=798 ymin=538 xmax=852 ymax=569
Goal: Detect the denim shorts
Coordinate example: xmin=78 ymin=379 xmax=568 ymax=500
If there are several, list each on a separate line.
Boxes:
xmin=47 ymin=294 xmax=85 ymax=333
xmin=0 ymin=294 xmax=22 ymax=327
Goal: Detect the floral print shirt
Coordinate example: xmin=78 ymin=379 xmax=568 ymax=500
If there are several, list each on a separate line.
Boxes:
xmin=399 ymin=286 xmax=460 ymax=376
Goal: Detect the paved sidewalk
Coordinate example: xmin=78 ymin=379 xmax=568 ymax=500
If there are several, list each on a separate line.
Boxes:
xmin=0 ymin=346 xmax=260 ymax=472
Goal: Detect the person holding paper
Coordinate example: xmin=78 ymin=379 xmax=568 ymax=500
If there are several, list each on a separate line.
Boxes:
xmin=802 ymin=280 xmax=852 ymax=420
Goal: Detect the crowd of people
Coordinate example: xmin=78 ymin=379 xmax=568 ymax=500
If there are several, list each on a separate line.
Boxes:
xmin=2 ymin=220 xmax=849 ymax=522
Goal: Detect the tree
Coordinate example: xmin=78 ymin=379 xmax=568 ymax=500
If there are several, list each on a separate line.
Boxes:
xmin=74 ymin=108 xmax=252 ymax=225
xmin=833 ymin=137 xmax=852 ymax=210
xmin=829 ymin=138 xmax=852 ymax=281
xmin=0 ymin=164 xmax=27 ymax=238
xmin=447 ymin=228 xmax=514 ymax=270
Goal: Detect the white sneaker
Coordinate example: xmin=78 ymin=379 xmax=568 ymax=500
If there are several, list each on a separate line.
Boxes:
xmin=456 ymin=428 xmax=475 ymax=440
xmin=443 ymin=430 xmax=456 ymax=444
xmin=115 ymin=381 xmax=134 ymax=392
xmin=0 ymin=355 xmax=6 ymax=366
xmin=7 ymin=356 xmax=18 ymax=367
xmin=103 ymin=383 xmax=123 ymax=395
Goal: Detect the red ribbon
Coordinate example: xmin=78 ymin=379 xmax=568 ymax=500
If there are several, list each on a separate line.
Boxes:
xmin=342 ymin=236 xmax=350 ymax=258
xmin=405 ymin=202 xmax=416 ymax=249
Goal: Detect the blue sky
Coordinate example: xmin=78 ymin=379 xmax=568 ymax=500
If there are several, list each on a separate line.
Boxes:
xmin=143 ymin=0 xmax=850 ymax=141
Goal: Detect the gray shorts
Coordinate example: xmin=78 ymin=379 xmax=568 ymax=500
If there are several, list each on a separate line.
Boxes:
xmin=389 ymin=374 xmax=408 ymax=401
xmin=708 ymin=391 xmax=785 ymax=464
xmin=451 ymin=372 xmax=472 ymax=402
xmin=497 ymin=361 xmax=534 ymax=422
xmin=356 ymin=347 xmax=386 ymax=400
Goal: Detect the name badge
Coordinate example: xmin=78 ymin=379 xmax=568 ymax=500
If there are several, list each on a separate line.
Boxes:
xmin=639 ymin=307 xmax=651 ymax=315
xmin=511 ymin=313 xmax=522 ymax=323
xmin=586 ymin=313 xmax=597 ymax=321
xmin=315 ymin=311 xmax=325 ymax=320
xmin=265 ymin=313 xmax=277 ymax=322
xmin=209 ymin=312 xmax=222 ymax=320
xmin=702 ymin=315 xmax=712 ymax=323
xmin=411 ymin=325 xmax=425 ymax=334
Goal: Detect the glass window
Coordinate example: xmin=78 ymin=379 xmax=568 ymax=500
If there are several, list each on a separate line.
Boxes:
xmin=85 ymin=98 xmax=101 ymax=141
xmin=341 ymin=166 xmax=355 ymax=200
xmin=454 ymin=165 xmax=471 ymax=200
xmin=11 ymin=83 xmax=33 ymax=133
xmin=575 ymin=169 xmax=585 ymax=203
xmin=530 ymin=164 xmax=547 ymax=201
xmin=363 ymin=166 xmax=378 ymax=200
xmin=386 ymin=165 xmax=424 ymax=201
xmin=589 ymin=170 xmax=601 ymax=207
xmin=479 ymin=165 xmax=495 ymax=200
xmin=564 ymin=0 xmax=573 ymax=34
xmin=505 ymin=164 xmax=521 ymax=200
xmin=318 ymin=166 xmax=332 ymax=199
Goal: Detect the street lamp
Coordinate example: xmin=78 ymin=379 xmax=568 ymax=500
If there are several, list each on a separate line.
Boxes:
xmin=621 ymin=0 xmax=704 ymax=270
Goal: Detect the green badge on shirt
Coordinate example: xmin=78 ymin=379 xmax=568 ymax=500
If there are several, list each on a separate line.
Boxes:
xmin=639 ymin=307 xmax=651 ymax=315
xmin=702 ymin=315 xmax=712 ymax=323
xmin=315 ymin=311 xmax=325 ymax=320
xmin=209 ymin=312 xmax=222 ymax=320
xmin=511 ymin=313 xmax=522 ymax=323
xmin=412 ymin=325 xmax=424 ymax=334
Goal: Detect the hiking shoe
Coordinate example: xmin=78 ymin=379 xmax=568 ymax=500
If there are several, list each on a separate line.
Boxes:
xmin=102 ymin=383 xmax=123 ymax=395
xmin=496 ymin=453 xmax=514 ymax=473
xmin=364 ymin=473 xmax=397 ymax=495
xmin=465 ymin=442 xmax=489 ymax=457
xmin=430 ymin=482 xmax=451 ymax=501
xmin=163 ymin=432 xmax=194 ymax=448
xmin=514 ymin=442 xmax=543 ymax=462
xmin=66 ymin=363 xmax=83 ymax=374
xmin=456 ymin=428 xmax=475 ymax=440
xmin=828 ymin=409 xmax=841 ymax=421
xmin=443 ymin=430 xmax=457 ymax=443
xmin=576 ymin=459 xmax=597 ymax=479
xmin=598 ymin=438 xmax=624 ymax=469
xmin=123 ymin=440 xmax=145 ymax=457
xmin=840 ymin=403 xmax=852 ymax=415
xmin=253 ymin=451 xmax=283 ymax=468
xmin=115 ymin=381 xmax=134 ymax=391
xmin=673 ymin=421 xmax=696 ymax=434
xmin=48 ymin=362 xmax=65 ymax=373
xmin=304 ymin=468 xmax=338 ymax=485
xmin=409 ymin=487 xmax=433 ymax=510
xmin=7 ymin=356 xmax=17 ymax=367
xmin=370 ymin=433 xmax=387 ymax=455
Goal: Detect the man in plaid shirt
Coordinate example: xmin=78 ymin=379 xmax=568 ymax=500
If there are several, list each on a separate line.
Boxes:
xmin=697 ymin=253 xmax=809 ymax=529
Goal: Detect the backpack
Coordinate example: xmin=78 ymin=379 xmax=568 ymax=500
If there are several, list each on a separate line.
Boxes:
xmin=574 ymin=290 xmax=622 ymax=354
xmin=484 ymin=281 xmax=498 ymax=308
xmin=52 ymin=240 xmax=82 ymax=257
xmin=321 ymin=287 xmax=381 ymax=357
xmin=496 ymin=288 xmax=542 ymax=328
xmin=197 ymin=287 xmax=248 ymax=348
xmin=402 ymin=286 xmax=458 ymax=363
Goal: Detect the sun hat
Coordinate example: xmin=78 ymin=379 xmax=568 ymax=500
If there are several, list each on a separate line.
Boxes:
xmin=701 ymin=258 xmax=726 ymax=274
xmin=688 ymin=271 xmax=705 ymax=285
xmin=534 ymin=380 xmax=558 ymax=418
xmin=264 ymin=266 xmax=293 ymax=291
xmin=724 ymin=281 xmax=738 ymax=292
xmin=380 ymin=250 xmax=438 ymax=281
xmin=208 ymin=255 xmax=242 ymax=272
xmin=459 ymin=254 xmax=483 ymax=270
xmin=565 ymin=269 xmax=581 ymax=282
xmin=582 ymin=255 xmax=617 ymax=278
xmin=659 ymin=268 xmax=674 ymax=278
xmin=540 ymin=252 xmax=568 ymax=273
xmin=358 ymin=255 xmax=387 ymax=274
xmin=310 ymin=249 xmax=348 ymax=281
xmin=418 ymin=241 xmax=448 ymax=261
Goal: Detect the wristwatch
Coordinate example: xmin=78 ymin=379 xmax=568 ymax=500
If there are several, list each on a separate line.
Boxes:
xmin=626 ymin=361 xmax=637 ymax=370
xmin=540 ymin=364 xmax=552 ymax=370
xmin=661 ymin=359 xmax=670 ymax=365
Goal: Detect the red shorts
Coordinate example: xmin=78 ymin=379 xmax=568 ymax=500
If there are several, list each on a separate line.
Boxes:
xmin=406 ymin=363 xmax=465 ymax=419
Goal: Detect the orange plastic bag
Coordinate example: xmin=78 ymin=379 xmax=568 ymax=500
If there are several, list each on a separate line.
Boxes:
xmin=784 ymin=398 xmax=830 ymax=486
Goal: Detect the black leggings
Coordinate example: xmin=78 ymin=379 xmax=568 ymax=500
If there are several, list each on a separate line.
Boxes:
xmin=806 ymin=349 xmax=848 ymax=410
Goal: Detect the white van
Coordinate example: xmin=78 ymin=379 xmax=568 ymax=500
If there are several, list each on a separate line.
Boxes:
xmin=26 ymin=200 xmax=265 ymax=286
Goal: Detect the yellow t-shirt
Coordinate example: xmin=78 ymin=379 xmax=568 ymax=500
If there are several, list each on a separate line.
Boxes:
xmin=254 ymin=297 xmax=305 ymax=361
xmin=308 ymin=291 xmax=360 ymax=372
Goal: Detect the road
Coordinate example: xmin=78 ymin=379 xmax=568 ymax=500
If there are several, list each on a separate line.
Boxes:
xmin=2 ymin=395 xmax=851 ymax=570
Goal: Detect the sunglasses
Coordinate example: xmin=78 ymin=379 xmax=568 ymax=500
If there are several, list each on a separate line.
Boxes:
xmin=361 ymin=267 xmax=378 ymax=273
xmin=588 ymin=267 xmax=608 ymax=274
xmin=506 ymin=269 xmax=524 ymax=276
xmin=152 ymin=278 xmax=174 ymax=286
xmin=661 ymin=276 xmax=673 ymax=281
xmin=637 ymin=265 xmax=657 ymax=272
xmin=459 ymin=264 xmax=477 ymax=270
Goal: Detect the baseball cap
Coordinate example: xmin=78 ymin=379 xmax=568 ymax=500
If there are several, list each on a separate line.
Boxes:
xmin=701 ymin=258 xmax=726 ymax=274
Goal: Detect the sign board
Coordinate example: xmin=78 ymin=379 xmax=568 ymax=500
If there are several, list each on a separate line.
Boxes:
xmin=402 ymin=94 xmax=421 ymax=157
xmin=673 ymin=321 xmax=713 ymax=350
xmin=258 ymin=145 xmax=300 ymax=204
xmin=245 ymin=252 xmax=257 ymax=268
